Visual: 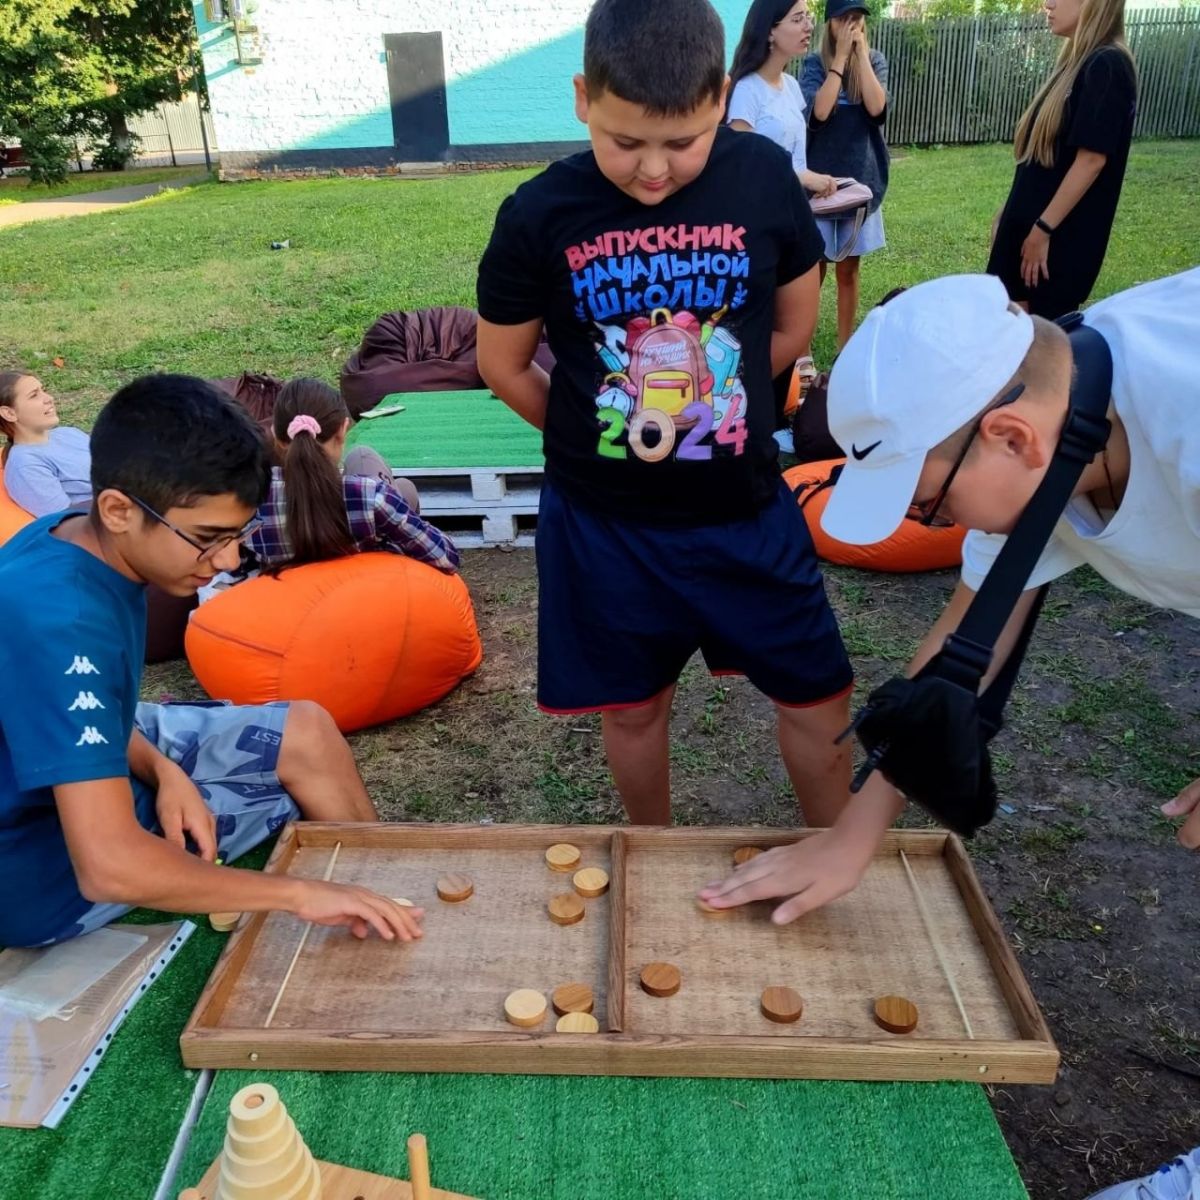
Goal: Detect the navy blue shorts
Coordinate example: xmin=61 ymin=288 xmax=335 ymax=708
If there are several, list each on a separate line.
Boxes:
xmin=536 ymin=481 xmax=853 ymax=713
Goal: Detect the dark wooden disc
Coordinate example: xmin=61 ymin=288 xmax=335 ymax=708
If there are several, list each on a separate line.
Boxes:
xmin=874 ymin=994 xmax=919 ymax=1034
xmin=640 ymin=962 xmax=682 ymax=998
xmin=551 ymin=982 xmax=595 ymax=1016
xmin=760 ymin=986 xmax=804 ymax=1024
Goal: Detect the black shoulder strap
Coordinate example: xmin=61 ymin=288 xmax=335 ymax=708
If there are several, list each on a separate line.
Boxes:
xmin=932 ymin=317 xmax=1114 ymax=692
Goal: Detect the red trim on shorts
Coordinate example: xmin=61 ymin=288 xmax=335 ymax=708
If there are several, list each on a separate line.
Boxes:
xmin=769 ymin=681 xmax=855 ymax=710
xmin=708 ymin=670 xmax=853 ymax=710
xmin=538 ymin=683 xmax=675 ymax=717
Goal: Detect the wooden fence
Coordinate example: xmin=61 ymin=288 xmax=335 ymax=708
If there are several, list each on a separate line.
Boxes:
xmin=799 ymin=7 xmax=1200 ymax=145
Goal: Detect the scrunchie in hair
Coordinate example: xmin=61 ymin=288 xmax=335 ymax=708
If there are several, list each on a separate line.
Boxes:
xmin=286 ymin=414 xmax=322 ymax=439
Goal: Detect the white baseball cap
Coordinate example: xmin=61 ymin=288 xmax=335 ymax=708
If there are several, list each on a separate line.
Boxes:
xmin=820 ymin=275 xmax=1035 ymax=546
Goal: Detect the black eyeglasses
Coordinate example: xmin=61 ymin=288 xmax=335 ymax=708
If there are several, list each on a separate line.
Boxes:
xmin=906 ymin=383 xmax=1026 ymax=528
xmin=124 ymin=493 xmax=262 ymax=563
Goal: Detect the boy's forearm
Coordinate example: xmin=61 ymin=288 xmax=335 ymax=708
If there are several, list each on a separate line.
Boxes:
xmin=830 ymin=772 xmax=905 ymax=857
xmin=771 ymin=329 xmax=811 ymax=378
xmin=487 ymin=364 xmax=551 ymax=431
xmin=83 ymin=826 xmax=304 ymax=915
xmin=127 ymin=727 xmax=179 ymax=787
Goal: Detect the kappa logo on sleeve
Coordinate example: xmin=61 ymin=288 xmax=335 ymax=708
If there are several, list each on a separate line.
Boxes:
xmin=75 ymin=726 xmax=109 ymax=747
xmin=64 ymin=655 xmax=101 ymax=676
xmin=68 ymin=691 xmax=106 ymax=712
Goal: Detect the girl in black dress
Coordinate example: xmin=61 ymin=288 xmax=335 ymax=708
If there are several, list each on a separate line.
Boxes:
xmin=987 ymin=0 xmax=1136 ymax=318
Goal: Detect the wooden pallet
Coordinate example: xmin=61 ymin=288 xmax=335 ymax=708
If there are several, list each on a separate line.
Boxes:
xmin=400 ymin=464 xmax=542 ymax=549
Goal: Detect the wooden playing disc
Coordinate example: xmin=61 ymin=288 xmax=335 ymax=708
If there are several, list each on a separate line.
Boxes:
xmin=640 ymin=962 xmax=681 ymax=998
xmin=874 ymin=994 xmax=919 ymax=1034
xmin=760 ymin=986 xmax=804 ymax=1024
xmin=555 ymin=1011 xmax=600 ymax=1034
xmin=545 ymin=843 xmax=582 ymax=873
xmin=695 ymin=897 xmax=731 ymax=918
xmin=548 ymin=893 xmax=586 ymax=926
xmin=436 ymin=873 xmax=474 ymax=903
xmin=572 ymin=867 xmax=609 ymax=898
xmin=551 ymin=982 xmax=594 ymax=1016
xmin=209 ymin=911 xmax=240 ymax=932
xmin=732 ymin=846 xmax=764 ymax=866
xmin=504 ymin=989 xmax=547 ymax=1028
xmin=391 ymin=897 xmax=415 ymax=907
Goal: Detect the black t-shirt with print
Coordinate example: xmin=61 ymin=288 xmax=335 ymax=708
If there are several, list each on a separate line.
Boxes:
xmin=477 ymin=126 xmax=824 ymax=525
xmin=988 ymin=46 xmax=1137 ymax=317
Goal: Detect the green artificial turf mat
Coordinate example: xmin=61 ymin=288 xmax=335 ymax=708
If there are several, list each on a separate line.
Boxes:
xmin=0 ymin=846 xmax=273 ymax=1200
xmin=180 ymin=1071 xmax=1028 ymax=1200
xmin=0 ymin=918 xmax=222 ymax=1200
xmin=345 ymin=390 xmax=545 ymax=469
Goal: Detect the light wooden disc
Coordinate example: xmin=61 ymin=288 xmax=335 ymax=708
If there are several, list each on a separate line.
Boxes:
xmin=391 ymin=897 xmax=415 ymax=907
xmin=209 ymin=911 xmax=240 ymax=932
xmin=551 ymin=982 xmax=594 ymax=1016
xmin=572 ymin=867 xmax=610 ymax=898
xmin=436 ymin=873 xmax=474 ymax=903
xmin=504 ymin=989 xmax=547 ymax=1028
xmin=760 ymin=986 xmax=804 ymax=1024
xmin=640 ymin=962 xmax=682 ymax=998
xmin=732 ymin=846 xmax=764 ymax=866
xmin=547 ymin=893 xmax=586 ymax=926
xmin=555 ymin=1011 xmax=600 ymax=1034
xmin=695 ymin=897 xmax=731 ymax=918
xmin=874 ymin=994 xmax=919 ymax=1034
xmin=545 ymin=843 xmax=582 ymax=872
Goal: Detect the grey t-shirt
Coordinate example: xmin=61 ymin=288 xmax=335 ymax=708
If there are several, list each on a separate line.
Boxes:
xmin=4 ymin=427 xmax=92 ymax=516
xmin=800 ymin=50 xmax=890 ymax=212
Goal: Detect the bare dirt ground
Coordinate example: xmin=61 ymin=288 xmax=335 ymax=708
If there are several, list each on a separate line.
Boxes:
xmin=146 ymin=548 xmax=1200 ymax=1198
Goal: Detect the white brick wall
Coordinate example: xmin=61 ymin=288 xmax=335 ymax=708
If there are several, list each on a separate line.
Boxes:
xmin=196 ymin=0 xmax=748 ymax=156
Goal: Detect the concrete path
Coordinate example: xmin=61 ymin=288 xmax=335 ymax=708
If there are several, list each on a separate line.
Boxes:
xmin=0 ymin=173 xmax=208 ymax=229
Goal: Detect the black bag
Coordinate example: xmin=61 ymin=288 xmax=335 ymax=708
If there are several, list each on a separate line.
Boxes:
xmin=843 ymin=316 xmax=1114 ymax=836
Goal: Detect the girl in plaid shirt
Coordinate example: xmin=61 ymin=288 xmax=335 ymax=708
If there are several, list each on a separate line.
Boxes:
xmin=247 ymin=379 xmax=458 ymax=574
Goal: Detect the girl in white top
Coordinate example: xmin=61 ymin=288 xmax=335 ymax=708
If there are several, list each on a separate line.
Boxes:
xmin=728 ymin=0 xmax=837 ymax=198
xmin=728 ymin=0 xmax=837 ymax=403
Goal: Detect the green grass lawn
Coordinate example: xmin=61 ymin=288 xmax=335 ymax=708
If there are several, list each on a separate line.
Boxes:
xmin=0 ymin=166 xmax=206 ymax=206
xmin=0 ymin=141 xmax=1196 ymax=426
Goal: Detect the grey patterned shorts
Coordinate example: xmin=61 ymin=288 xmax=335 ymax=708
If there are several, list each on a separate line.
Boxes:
xmin=59 ymin=700 xmax=299 ymax=941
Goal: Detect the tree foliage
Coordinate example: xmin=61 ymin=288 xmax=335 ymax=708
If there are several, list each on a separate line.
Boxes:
xmin=0 ymin=1 xmax=197 ymax=179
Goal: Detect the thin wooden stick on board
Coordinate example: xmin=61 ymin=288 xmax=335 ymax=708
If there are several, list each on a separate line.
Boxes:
xmin=263 ymin=841 xmax=342 ymax=1029
xmin=900 ymin=849 xmax=974 ymax=1039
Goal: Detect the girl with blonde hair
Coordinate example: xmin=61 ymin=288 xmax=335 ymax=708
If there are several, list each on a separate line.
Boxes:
xmin=987 ymin=0 xmax=1137 ymax=318
xmin=800 ymin=0 xmax=890 ymax=350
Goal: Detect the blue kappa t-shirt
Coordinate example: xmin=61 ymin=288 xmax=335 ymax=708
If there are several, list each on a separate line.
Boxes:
xmin=0 ymin=514 xmax=146 ymax=945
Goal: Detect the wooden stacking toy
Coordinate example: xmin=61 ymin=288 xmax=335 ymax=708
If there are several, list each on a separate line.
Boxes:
xmin=214 ymin=1082 xmax=320 ymax=1200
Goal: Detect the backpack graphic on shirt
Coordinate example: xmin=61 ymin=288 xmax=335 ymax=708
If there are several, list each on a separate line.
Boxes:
xmin=626 ymin=309 xmax=714 ymax=429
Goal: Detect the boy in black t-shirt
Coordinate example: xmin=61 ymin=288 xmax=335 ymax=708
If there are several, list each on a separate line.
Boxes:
xmin=477 ymin=0 xmax=853 ymax=827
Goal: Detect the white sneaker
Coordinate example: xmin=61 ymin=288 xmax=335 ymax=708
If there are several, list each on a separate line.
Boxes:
xmin=1087 ymin=1147 xmax=1200 ymax=1200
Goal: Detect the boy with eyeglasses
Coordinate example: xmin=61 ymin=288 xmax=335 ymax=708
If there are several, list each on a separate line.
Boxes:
xmin=701 ymin=269 xmax=1200 ymax=925
xmin=0 ymin=375 xmax=423 ymax=947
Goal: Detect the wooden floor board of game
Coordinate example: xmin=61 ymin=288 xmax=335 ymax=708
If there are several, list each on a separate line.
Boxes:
xmin=181 ymin=823 xmax=1059 ymax=1084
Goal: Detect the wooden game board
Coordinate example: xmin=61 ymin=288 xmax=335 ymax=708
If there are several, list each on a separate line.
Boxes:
xmin=180 ymin=823 xmax=1059 ymax=1084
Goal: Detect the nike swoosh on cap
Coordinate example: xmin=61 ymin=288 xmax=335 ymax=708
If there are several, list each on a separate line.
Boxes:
xmin=851 ymin=440 xmax=882 ymax=460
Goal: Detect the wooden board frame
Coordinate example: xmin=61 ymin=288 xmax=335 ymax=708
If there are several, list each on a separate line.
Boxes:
xmin=180 ymin=823 xmax=1058 ymax=1084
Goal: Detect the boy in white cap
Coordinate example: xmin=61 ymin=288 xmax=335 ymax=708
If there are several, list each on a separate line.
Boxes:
xmin=698 ymin=269 xmax=1200 ymax=1200
xmin=699 ymin=267 xmax=1199 ymax=927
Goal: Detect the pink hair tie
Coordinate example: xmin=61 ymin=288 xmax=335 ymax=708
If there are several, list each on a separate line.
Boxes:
xmin=286 ymin=414 xmax=322 ymax=439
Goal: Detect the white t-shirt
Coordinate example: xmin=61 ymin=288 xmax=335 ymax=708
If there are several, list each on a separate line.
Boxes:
xmin=727 ymin=72 xmax=810 ymax=177
xmin=961 ymin=268 xmax=1200 ymax=619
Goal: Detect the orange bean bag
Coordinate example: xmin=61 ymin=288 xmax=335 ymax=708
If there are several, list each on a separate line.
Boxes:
xmin=784 ymin=458 xmax=966 ymax=573
xmin=0 ymin=461 xmax=35 ymax=546
xmin=185 ymin=553 xmax=483 ymax=732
